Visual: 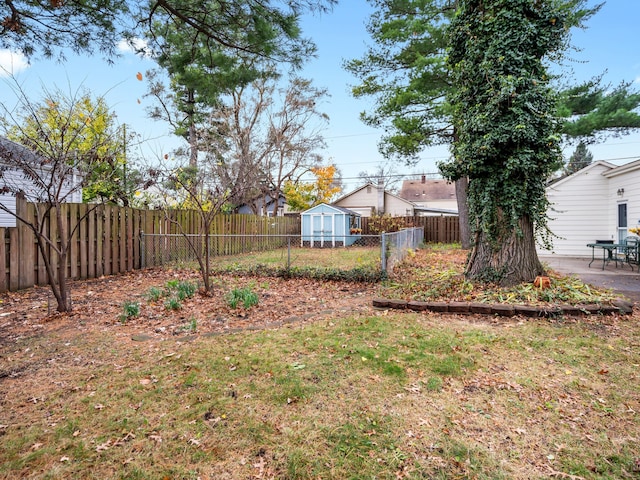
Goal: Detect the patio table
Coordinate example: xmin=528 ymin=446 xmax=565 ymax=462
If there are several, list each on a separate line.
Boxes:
xmin=586 ymin=243 xmax=626 ymax=270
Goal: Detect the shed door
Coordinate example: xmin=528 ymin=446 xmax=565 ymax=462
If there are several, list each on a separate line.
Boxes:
xmin=311 ymin=213 xmax=334 ymax=247
xmin=312 ymin=215 xmax=323 ymax=239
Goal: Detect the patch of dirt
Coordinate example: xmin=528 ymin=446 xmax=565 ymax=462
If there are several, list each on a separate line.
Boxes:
xmin=0 ymin=268 xmax=378 ymax=344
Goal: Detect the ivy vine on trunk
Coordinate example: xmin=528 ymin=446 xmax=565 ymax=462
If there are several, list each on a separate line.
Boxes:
xmin=443 ymin=0 xmax=570 ymax=286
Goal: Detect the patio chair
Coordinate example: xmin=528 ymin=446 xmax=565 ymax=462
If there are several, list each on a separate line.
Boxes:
xmin=621 ymin=236 xmax=640 ymax=270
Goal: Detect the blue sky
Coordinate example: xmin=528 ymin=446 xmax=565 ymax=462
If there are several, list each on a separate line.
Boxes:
xmin=1 ymin=0 xmax=639 ymax=193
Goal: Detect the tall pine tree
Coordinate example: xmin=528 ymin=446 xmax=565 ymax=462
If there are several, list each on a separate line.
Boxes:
xmin=565 ymin=141 xmax=594 ymax=175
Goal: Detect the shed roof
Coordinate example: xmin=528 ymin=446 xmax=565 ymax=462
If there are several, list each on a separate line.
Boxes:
xmin=301 ymin=203 xmax=360 ymax=216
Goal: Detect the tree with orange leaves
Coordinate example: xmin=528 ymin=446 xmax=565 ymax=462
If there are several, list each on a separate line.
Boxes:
xmin=283 ymin=165 xmax=341 ymax=211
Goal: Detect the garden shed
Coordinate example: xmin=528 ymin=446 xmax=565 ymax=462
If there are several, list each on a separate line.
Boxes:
xmin=300 ymin=203 xmax=361 ymax=247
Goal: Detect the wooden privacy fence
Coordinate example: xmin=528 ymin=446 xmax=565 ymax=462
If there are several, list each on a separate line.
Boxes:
xmin=360 ymin=215 xmax=460 ymax=244
xmin=0 ymin=198 xmax=458 ymax=293
xmin=0 ymin=197 xmax=300 ymax=293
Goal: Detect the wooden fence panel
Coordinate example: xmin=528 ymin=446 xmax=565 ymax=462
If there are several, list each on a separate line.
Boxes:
xmin=8 ymin=223 xmax=19 ymax=291
xmin=127 ymin=208 xmax=135 ymax=271
xmin=111 ymin=205 xmax=119 ymax=274
xmin=79 ymin=204 xmax=88 ymax=280
xmin=96 ymin=205 xmax=105 ymax=277
xmin=69 ymin=203 xmax=79 ymax=280
xmin=119 ymin=207 xmax=126 ymax=273
xmin=49 ymin=205 xmax=59 ymax=284
xmin=88 ymin=206 xmax=97 ymax=278
xmin=17 ymin=196 xmax=35 ymax=289
xmin=35 ymin=204 xmax=47 ymax=286
xmin=360 ymin=215 xmax=460 ymax=245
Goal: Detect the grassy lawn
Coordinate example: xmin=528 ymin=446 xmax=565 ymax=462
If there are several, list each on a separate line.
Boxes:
xmin=0 ymin=246 xmax=638 ymax=479
xmin=209 ymin=245 xmax=381 ymax=271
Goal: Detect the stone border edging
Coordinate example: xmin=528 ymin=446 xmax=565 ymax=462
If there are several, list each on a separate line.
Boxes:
xmin=372 ymin=298 xmax=634 ymax=317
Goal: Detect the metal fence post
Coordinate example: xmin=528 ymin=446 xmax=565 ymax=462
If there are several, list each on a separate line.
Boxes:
xmin=381 ymin=232 xmax=387 ymax=273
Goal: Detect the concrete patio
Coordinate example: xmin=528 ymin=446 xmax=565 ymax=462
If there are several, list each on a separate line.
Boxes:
xmin=540 ymin=255 xmax=640 ymax=303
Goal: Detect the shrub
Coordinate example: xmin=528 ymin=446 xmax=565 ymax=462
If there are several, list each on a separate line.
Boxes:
xmin=164 ymin=298 xmax=182 ymax=311
xmin=119 ymin=301 xmax=140 ymax=323
xmin=175 ymin=280 xmax=197 ymax=300
xmin=146 ymin=287 xmax=163 ymax=302
xmin=227 ymin=287 xmax=259 ymax=309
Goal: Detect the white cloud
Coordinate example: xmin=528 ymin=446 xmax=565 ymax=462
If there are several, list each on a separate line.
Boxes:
xmin=117 ymin=38 xmax=151 ymax=57
xmin=0 ymin=50 xmax=29 ymax=77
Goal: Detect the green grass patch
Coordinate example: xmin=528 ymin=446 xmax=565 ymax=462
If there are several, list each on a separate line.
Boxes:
xmin=211 ymin=246 xmax=384 ymax=282
xmin=1 ymin=282 xmax=639 ymax=479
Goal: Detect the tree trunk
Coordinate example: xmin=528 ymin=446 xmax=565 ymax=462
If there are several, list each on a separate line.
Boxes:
xmin=466 ymin=215 xmax=544 ymax=287
xmin=56 ymin=206 xmax=71 ymax=312
xmin=455 ymin=177 xmax=471 ymax=250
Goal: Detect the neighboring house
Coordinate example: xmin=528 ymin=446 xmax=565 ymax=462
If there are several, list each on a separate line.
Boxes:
xmin=398 ymin=176 xmax=458 ymax=215
xmin=0 ymin=136 xmax=83 ymax=227
xmin=539 ymin=159 xmax=640 ymax=257
xmin=236 ymin=192 xmax=290 ymax=217
xmin=333 ymin=180 xmax=415 ymax=217
xmin=300 ymin=203 xmax=361 ymax=247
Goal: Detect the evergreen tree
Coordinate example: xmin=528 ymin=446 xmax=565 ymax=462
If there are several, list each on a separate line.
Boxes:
xmin=565 ymin=141 xmax=594 ymax=175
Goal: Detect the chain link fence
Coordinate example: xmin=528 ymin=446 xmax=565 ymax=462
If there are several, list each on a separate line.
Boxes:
xmin=382 ymin=227 xmax=425 ymax=272
xmin=140 ymin=227 xmax=423 ymax=276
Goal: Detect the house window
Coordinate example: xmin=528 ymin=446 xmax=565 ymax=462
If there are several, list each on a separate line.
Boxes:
xmin=618 ymin=202 xmax=628 ymax=242
xmin=366 ymin=186 xmax=372 ymax=194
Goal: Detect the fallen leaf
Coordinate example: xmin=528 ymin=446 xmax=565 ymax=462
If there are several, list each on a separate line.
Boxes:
xmin=96 ymin=441 xmax=111 ymax=452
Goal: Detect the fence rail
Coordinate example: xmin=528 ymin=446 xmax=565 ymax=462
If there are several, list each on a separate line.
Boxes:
xmin=1 ymin=196 xmax=459 ymax=292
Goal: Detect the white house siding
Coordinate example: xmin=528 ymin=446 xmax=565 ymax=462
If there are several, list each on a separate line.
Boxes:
xmin=333 ymin=185 xmax=379 ymax=217
xmin=540 ymin=163 xmax=612 ymax=256
xmin=0 ymin=165 xmax=83 ymax=227
xmin=0 ymin=194 xmax=17 ymax=227
xmin=346 ymin=206 xmax=374 ymax=217
xmin=383 ymin=194 xmax=415 ymax=216
xmin=604 ymin=160 xmax=640 ymax=241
